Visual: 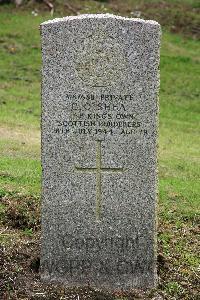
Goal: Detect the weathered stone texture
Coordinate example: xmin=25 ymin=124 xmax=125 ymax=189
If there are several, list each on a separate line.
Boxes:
xmin=40 ymin=14 xmax=161 ymax=290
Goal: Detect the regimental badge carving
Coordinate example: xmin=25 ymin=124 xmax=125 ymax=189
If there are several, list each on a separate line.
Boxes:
xmin=75 ymin=32 xmax=127 ymax=87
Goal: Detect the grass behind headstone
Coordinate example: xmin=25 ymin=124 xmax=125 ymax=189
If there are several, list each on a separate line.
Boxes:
xmin=0 ymin=5 xmax=199 ymax=299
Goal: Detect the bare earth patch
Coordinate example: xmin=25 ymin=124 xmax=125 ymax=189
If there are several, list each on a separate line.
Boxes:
xmin=0 ymin=127 xmax=40 ymax=146
xmin=0 ymin=203 xmax=199 ymax=299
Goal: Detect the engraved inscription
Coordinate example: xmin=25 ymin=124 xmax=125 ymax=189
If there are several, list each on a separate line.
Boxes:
xmin=53 ymin=94 xmax=149 ymax=137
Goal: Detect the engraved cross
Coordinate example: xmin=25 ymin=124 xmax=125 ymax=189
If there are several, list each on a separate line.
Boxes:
xmin=75 ymin=140 xmax=124 ymax=221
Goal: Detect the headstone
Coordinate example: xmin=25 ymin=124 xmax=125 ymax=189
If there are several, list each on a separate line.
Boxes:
xmin=40 ymin=14 xmax=161 ymax=290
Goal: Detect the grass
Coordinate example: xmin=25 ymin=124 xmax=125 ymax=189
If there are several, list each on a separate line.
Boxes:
xmin=159 ymin=32 xmax=200 ymax=224
xmin=0 ymin=10 xmax=42 ymax=196
xmin=0 ymin=1 xmax=199 ymax=299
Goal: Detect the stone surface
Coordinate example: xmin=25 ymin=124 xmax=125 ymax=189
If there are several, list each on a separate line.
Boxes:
xmin=40 ymin=14 xmax=161 ymax=290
